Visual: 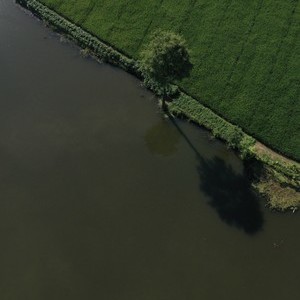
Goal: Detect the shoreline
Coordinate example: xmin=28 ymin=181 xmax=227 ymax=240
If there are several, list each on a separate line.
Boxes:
xmin=16 ymin=0 xmax=300 ymax=211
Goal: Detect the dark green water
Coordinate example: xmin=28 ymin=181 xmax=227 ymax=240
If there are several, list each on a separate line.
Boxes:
xmin=0 ymin=1 xmax=299 ymax=299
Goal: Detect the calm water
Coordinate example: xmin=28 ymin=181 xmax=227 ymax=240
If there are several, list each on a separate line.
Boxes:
xmin=0 ymin=1 xmax=299 ymax=299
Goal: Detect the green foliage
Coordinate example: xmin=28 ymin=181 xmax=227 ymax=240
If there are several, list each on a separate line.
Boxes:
xmin=36 ymin=0 xmax=300 ymax=161
xmin=16 ymin=0 xmax=300 ymax=212
xmin=169 ymin=94 xmax=300 ymax=185
xmin=18 ymin=0 xmax=300 ymax=186
xmin=168 ymin=94 xmax=256 ymax=155
xmin=251 ymin=152 xmax=300 ymax=185
xmin=16 ymin=0 xmax=137 ymax=73
xmin=139 ymin=30 xmax=192 ymax=85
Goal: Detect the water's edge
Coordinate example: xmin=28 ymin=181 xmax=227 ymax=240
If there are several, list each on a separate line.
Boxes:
xmin=15 ymin=0 xmax=300 ymax=211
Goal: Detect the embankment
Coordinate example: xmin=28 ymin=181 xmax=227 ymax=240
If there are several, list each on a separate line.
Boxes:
xmin=16 ymin=0 xmax=300 ymax=211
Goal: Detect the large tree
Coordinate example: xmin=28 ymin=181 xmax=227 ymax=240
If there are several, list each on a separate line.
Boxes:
xmin=140 ymin=30 xmax=192 ymax=109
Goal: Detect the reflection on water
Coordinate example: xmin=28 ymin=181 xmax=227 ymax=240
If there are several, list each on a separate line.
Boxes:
xmin=168 ymin=116 xmax=263 ymax=234
xmin=144 ymin=115 xmax=263 ymax=235
xmin=198 ymin=157 xmax=263 ymax=235
xmin=144 ymin=118 xmax=180 ymax=156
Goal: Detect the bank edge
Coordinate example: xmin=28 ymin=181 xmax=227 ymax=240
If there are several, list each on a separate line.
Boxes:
xmin=16 ymin=0 xmax=300 ymax=211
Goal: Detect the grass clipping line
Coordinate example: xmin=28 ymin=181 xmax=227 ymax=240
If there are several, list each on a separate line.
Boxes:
xmin=17 ymin=0 xmax=300 ymax=211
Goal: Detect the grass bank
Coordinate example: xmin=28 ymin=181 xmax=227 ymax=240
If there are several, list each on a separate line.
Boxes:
xmin=17 ymin=0 xmax=300 ymax=211
xmin=169 ymin=95 xmax=300 ymax=211
xmin=16 ymin=0 xmax=137 ymax=73
xmin=38 ymin=0 xmax=300 ymax=161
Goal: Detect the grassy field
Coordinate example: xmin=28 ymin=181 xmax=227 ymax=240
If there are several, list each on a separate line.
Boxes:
xmin=40 ymin=0 xmax=300 ymax=161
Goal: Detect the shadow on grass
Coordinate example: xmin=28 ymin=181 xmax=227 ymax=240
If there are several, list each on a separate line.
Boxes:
xmin=169 ymin=114 xmax=264 ymax=235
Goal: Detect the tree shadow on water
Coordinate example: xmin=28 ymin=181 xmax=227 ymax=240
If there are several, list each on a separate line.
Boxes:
xmin=168 ymin=115 xmax=264 ymax=235
xmin=197 ymin=157 xmax=264 ymax=235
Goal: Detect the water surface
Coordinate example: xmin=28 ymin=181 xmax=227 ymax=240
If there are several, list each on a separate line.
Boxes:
xmin=0 ymin=1 xmax=299 ymax=299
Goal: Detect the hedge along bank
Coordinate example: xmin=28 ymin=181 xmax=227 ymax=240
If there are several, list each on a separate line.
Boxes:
xmin=16 ymin=0 xmax=300 ymax=210
xmin=16 ymin=0 xmax=137 ymax=73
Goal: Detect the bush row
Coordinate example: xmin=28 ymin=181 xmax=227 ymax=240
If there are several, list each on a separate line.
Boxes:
xmin=16 ymin=0 xmax=138 ymax=74
xmin=169 ymin=94 xmax=300 ymax=185
xmin=17 ymin=0 xmax=300 ymax=187
xmin=252 ymin=153 xmax=300 ymax=185
xmin=168 ymin=94 xmax=256 ymax=155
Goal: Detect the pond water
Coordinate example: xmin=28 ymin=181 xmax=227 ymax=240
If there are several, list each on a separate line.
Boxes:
xmin=0 ymin=1 xmax=299 ymax=299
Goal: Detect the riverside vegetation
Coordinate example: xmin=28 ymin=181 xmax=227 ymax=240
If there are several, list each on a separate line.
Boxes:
xmin=17 ymin=0 xmax=300 ymax=211
xmin=139 ymin=30 xmax=193 ymax=109
xmin=38 ymin=0 xmax=300 ymax=162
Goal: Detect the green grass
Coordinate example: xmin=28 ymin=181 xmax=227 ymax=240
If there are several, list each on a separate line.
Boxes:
xmin=39 ymin=0 xmax=300 ymax=161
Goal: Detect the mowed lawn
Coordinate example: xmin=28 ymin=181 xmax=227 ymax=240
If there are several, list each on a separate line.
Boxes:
xmin=40 ymin=0 xmax=300 ymax=160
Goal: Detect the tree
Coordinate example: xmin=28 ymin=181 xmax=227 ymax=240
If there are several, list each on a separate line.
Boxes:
xmin=139 ymin=30 xmax=193 ymax=109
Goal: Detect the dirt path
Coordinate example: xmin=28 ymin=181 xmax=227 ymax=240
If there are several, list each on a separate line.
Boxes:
xmin=254 ymin=141 xmax=300 ymax=167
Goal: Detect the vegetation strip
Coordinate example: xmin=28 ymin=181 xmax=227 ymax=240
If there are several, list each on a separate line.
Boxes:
xmin=38 ymin=0 xmax=300 ymax=161
xmin=16 ymin=0 xmax=300 ymax=210
xmin=16 ymin=0 xmax=137 ymax=74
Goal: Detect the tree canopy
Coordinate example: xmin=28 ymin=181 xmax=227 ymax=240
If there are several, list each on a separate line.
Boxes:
xmin=140 ymin=30 xmax=192 ymax=85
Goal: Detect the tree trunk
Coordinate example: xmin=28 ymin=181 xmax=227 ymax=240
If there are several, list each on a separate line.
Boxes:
xmin=162 ymin=97 xmax=167 ymax=111
xmin=162 ymin=84 xmax=167 ymax=111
